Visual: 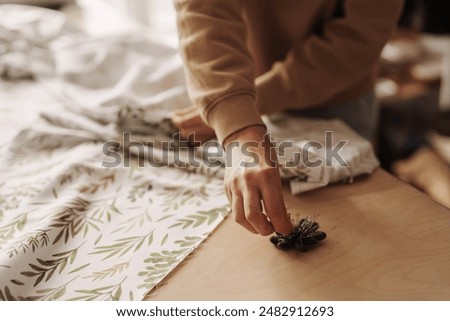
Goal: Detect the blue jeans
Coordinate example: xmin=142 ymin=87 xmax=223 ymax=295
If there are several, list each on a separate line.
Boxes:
xmin=288 ymin=92 xmax=379 ymax=140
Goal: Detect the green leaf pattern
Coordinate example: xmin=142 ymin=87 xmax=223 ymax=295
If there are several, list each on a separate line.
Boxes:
xmin=0 ymin=143 xmax=229 ymax=300
xmin=0 ymin=67 xmax=229 ymax=301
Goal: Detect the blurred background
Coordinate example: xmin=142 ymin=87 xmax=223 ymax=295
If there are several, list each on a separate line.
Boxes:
xmin=1 ymin=0 xmax=449 ymax=208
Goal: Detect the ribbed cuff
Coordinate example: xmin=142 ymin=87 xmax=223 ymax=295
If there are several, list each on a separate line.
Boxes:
xmin=205 ymin=94 xmax=265 ymax=145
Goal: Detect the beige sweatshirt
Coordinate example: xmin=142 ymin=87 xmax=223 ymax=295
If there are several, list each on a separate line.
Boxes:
xmin=174 ymin=0 xmax=404 ymax=144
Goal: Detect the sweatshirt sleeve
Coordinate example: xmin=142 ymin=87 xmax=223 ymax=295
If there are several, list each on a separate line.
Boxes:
xmin=174 ymin=0 xmax=265 ymax=144
xmin=255 ymin=0 xmax=405 ymax=115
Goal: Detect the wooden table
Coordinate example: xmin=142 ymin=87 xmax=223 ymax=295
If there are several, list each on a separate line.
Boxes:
xmin=146 ymin=170 xmax=450 ymax=300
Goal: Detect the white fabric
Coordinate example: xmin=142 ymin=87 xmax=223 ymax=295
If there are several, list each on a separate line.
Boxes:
xmin=265 ymin=115 xmax=379 ymax=193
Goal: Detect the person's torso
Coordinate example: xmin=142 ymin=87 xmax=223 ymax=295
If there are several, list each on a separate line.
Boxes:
xmin=243 ymin=0 xmax=339 ymax=74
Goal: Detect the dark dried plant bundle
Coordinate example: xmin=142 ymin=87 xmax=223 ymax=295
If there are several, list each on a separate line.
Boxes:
xmin=270 ymin=214 xmax=326 ymax=252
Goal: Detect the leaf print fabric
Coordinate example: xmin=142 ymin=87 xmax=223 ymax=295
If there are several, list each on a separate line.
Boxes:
xmin=0 ymin=80 xmax=229 ymax=300
xmin=0 ymin=139 xmax=229 ymax=300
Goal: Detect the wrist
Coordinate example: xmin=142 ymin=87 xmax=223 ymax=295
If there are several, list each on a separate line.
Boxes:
xmin=223 ymin=125 xmax=267 ymax=148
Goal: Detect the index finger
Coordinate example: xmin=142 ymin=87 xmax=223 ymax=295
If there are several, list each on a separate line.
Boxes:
xmin=260 ymin=177 xmax=293 ymax=235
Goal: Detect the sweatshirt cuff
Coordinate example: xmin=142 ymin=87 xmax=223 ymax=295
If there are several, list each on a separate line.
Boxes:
xmin=205 ymin=94 xmax=265 ymax=145
xmin=255 ymin=63 xmax=290 ymax=115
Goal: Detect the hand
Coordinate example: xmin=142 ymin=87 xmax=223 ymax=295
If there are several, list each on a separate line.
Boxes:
xmin=223 ymin=125 xmax=293 ymax=236
xmin=172 ymin=105 xmax=216 ymax=145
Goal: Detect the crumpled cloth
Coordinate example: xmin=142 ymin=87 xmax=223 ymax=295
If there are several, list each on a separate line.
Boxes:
xmin=0 ymin=4 xmax=65 ymax=79
xmin=0 ymin=4 xmax=379 ymax=194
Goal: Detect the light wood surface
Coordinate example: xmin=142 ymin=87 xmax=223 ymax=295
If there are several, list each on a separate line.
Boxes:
xmin=146 ymin=169 xmax=450 ymax=300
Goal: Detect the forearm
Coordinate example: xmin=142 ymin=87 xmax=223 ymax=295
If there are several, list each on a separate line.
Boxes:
xmin=174 ymin=0 xmax=264 ymax=144
xmin=255 ymin=0 xmax=404 ymax=115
